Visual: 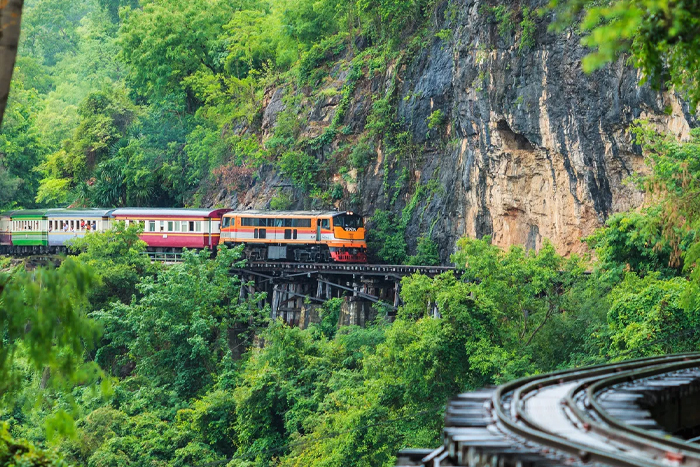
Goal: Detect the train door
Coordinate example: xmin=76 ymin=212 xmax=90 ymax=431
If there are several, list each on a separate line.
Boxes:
xmin=207 ymin=218 xmax=212 ymax=248
xmin=41 ymin=219 xmax=48 ymax=244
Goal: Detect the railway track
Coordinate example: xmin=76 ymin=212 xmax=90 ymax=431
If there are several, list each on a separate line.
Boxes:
xmin=398 ymin=354 xmax=700 ymax=467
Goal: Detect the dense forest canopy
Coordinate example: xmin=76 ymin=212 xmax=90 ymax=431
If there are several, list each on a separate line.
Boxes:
xmin=4 ymin=0 xmax=700 ymax=466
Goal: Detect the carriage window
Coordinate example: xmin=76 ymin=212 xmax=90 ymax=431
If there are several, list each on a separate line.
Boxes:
xmin=274 ymin=218 xmax=283 ymax=227
xmin=321 ymin=219 xmax=330 ymax=229
xmin=160 ymin=221 xmax=165 ymax=231
xmin=283 ymin=219 xmax=293 ymax=227
xmin=292 ymin=219 xmax=311 ymax=228
xmin=148 ymin=221 xmax=155 ymax=232
xmin=195 ymin=221 xmax=202 ymax=232
xmin=167 ymin=221 xmax=173 ymax=231
xmin=174 ymin=221 xmax=181 ymax=232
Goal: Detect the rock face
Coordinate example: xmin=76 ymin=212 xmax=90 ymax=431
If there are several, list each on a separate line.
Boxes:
xmin=225 ymin=0 xmax=697 ymax=261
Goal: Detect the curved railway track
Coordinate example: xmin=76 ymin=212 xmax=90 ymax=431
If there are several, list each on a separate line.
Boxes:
xmin=398 ymin=354 xmax=700 ymax=467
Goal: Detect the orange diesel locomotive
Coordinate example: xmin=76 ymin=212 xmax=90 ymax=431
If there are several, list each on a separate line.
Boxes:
xmin=219 ymin=210 xmax=367 ymax=263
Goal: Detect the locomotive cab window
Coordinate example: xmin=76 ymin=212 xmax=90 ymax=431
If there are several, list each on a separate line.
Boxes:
xmin=321 ymin=219 xmax=330 ymax=229
xmin=333 ymin=214 xmax=363 ymax=229
xmin=222 ymin=217 xmax=231 ymax=228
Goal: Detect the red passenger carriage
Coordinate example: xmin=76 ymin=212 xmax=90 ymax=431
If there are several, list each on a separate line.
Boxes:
xmin=110 ymin=208 xmax=231 ymax=251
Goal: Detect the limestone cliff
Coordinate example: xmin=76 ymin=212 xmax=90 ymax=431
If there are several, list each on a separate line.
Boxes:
xmin=214 ymin=0 xmax=697 ymax=261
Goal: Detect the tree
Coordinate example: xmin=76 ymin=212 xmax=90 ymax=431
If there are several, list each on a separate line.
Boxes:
xmin=0 ymin=258 xmax=100 ymax=399
xmin=0 ymin=81 xmax=47 ymax=208
xmin=452 ymin=237 xmax=586 ymax=350
xmin=606 ymin=273 xmax=700 ymax=357
xmin=36 ymin=86 xmax=138 ymax=205
xmin=118 ymin=0 xmax=233 ymax=104
xmin=67 ymin=221 xmax=152 ymax=310
xmin=93 ymin=246 xmax=268 ymax=396
xmin=0 ymin=0 xmax=23 ymax=128
xmin=550 ymin=0 xmax=700 ymax=106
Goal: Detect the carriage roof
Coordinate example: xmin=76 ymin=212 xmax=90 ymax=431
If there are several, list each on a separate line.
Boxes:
xmin=111 ymin=208 xmax=231 ymax=218
xmin=224 ymin=210 xmax=360 ymax=217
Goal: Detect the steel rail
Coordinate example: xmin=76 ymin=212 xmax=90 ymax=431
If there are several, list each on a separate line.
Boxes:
xmin=585 ymin=357 xmax=700 ymax=455
xmin=561 ymin=357 xmax=700 ymax=464
xmin=492 ymin=354 xmax=700 ymax=467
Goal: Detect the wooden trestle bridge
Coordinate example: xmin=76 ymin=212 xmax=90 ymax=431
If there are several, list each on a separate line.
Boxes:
xmin=231 ymin=262 xmax=457 ymax=326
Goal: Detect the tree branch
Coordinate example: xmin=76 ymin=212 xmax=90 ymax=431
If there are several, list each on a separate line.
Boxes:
xmin=0 ymin=0 xmax=23 ymax=129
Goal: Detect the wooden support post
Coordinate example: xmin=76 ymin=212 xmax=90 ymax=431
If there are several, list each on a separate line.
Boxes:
xmin=271 ymin=287 xmax=279 ymax=320
xmin=394 ymin=281 xmax=401 ymax=308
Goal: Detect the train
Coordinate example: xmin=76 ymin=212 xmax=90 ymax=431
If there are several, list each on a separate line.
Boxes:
xmin=0 ymin=208 xmax=368 ymax=263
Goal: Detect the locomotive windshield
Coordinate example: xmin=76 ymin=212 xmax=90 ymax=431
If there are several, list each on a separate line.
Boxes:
xmin=333 ymin=213 xmax=364 ymax=230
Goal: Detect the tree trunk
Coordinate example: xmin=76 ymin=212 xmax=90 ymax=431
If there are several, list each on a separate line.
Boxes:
xmin=0 ymin=0 xmax=23 ymax=129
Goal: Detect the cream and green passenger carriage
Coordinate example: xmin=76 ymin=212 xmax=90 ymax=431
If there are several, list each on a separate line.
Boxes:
xmin=10 ymin=210 xmax=48 ymax=247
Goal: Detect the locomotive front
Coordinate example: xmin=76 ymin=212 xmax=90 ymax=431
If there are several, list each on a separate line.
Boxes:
xmin=328 ymin=211 xmax=367 ymax=262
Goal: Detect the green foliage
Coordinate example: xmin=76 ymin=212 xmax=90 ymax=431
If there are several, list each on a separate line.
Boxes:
xmin=0 ymin=259 xmax=101 ymax=399
xmin=481 ymin=5 xmax=515 ymax=39
xmin=407 ymin=236 xmax=439 ymax=266
xmin=549 ymin=0 xmax=700 ymax=106
xmin=298 ymin=33 xmax=347 ymax=85
xmin=0 ymin=83 xmax=46 ymax=209
xmin=519 ymin=7 xmax=536 ymax=52
xmin=434 ymin=28 xmax=452 ymax=42
xmin=426 ymin=109 xmax=446 ymax=130
xmin=453 ymin=237 xmax=587 ymax=363
xmin=349 ymin=139 xmax=376 ymax=172
xmin=269 ymin=192 xmax=295 ymax=210
xmin=279 ymin=150 xmax=319 ymax=192
xmin=93 ymin=246 xmax=268 ymax=396
xmin=67 ymin=221 xmax=152 ymax=312
xmin=367 ymin=210 xmax=408 ymax=264
xmin=357 ymin=0 xmax=436 ymax=42
xmin=36 ymin=87 xmax=139 ymax=205
xmin=118 ymin=0 xmax=233 ymax=102
xmin=586 ymin=210 xmax=684 ymax=285
xmin=0 ymin=423 xmax=68 ymax=467
xmin=606 ymin=273 xmax=700 ymax=357
xmin=316 ymin=297 xmax=343 ymax=339
xmin=281 ymin=0 xmax=342 ymax=47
